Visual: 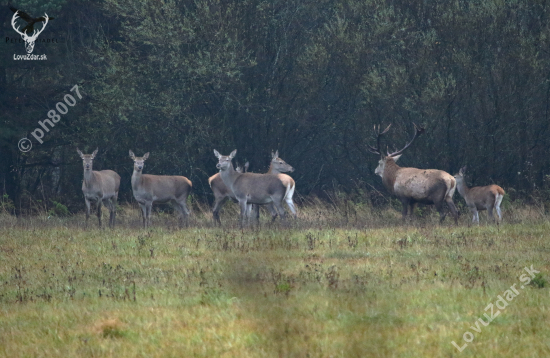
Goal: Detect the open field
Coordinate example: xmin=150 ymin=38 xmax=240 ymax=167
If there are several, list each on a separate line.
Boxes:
xmin=1 ymin=201 xmax=549 ymax=357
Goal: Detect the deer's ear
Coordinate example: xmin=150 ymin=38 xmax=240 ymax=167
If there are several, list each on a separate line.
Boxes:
xmin=391 ymin=154 xmax=402 ymax=162
xmin=92 ymin=148 xmax=98 ymax=158
xmin=129 ymin=150 xmax=135 ymax=160
xmin=76 ymin=148 xmax=84 ymax=158
xmin=213 ymin=149 xmax=221 ymax=159
xmin=229 ymin=149 xmax=237 ymax=159
xmin=143 ymin=152 xmax=150 ymax=160
xmin=244 ymin=162 xmax=249 ymax=172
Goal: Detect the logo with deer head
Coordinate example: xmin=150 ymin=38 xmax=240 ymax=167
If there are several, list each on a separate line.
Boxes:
xmin=11 ymin=9 xmax=50 ymax=54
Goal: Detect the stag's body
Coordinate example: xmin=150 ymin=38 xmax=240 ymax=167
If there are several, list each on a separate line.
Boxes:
xmin=454 ymin=167 xmax=504 ymax=224
xmin=77 ymin=149 xmax=120 ymax=228
xmin=369 ymin=124 xmax=459 ymax=224
xmin=208 ymin=163 xmax=247 ymax=225
xmin=130 ymin=151 xmax=192 ymax=228
xmin=214 ymin=149 xmax=287 ymax=227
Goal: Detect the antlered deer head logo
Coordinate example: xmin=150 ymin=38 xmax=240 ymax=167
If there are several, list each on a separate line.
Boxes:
xmin=11 ymin=11 xmax=49 ymax=54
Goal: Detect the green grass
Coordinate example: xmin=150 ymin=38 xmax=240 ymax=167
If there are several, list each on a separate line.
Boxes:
xmin=0 ymin=202 xmax=549 ymax=357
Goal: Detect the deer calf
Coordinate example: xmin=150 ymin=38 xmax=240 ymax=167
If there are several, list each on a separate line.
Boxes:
xmin=454 ymin=166 xmax=505 ymax=224
xmin=129 ymin=151 xmax=192 ymax=228
xmin=77 ymin=148 xmax=120 ymax=228
xmin=208 ymin=162 xmax=248 ymax=225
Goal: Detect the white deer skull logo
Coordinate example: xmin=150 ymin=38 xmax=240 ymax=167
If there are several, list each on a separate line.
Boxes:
xmin=11 ymin=11 xmax=49 ymax=54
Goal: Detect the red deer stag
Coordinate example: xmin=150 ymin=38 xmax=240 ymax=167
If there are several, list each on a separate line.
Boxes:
xmin=213 ymin=149 xmax=288 ymax=227
xmin=129 ymin=151 xmax=192 ymax=228
xmin=454 ymin=166 xmax=505 ymax=224
xmin=77 ymin=148 xmax=120 ymax=228
xmin=368 ymin=123 xmax=459 ymax=224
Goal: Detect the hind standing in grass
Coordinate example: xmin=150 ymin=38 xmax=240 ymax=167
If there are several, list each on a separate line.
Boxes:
xmin=454 ymin=166 xmax=505 ymax=224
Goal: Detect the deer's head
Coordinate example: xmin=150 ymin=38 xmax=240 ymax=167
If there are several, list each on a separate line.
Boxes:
xmin=214 ymin=149 xmax=236 ymax=171
xmin=77 ymin=148 xmax=98 ymax=171
xmin=271 ymin=150 xmax=294 ymax=173
xmin=129 ymin=150 xmax=149 ymax=172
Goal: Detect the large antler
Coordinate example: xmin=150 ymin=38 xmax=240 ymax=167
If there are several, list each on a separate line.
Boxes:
xmin=387 ymin=123 xmax=425 ymax=157
xmin=367 ymin=124 xmax=392 ymax=156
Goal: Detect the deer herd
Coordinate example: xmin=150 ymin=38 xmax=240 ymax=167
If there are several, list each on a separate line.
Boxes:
xmin=76 ymin=123 xmax=505 ymax=229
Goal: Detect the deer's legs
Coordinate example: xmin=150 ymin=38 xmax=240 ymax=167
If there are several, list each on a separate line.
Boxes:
xmin=85 ymin=198 xmax=91 ymax=228
xmin=238 ymin=200 xmax=249 ymax=227
xmin=103 ymin=198 xmax=115 ymax=228
xmin=212 ymin=196 xmax=228 ymax=225
xmin=138 ymin=203 xmax=147 ymax=228
xmin=446 ymin=198 xmax=459 ymax=225
xmin=285 ymin=198 xmax=297 ymax=218
xmin=487 ymin=205 xmax=495 ymax=223
xmin=96 ymin=200 xmax=103 ymax=227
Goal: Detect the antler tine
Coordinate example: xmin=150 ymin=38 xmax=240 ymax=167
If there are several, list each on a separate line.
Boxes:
xmin=367 ymin=124 xmax=391 ymax=156
xmin=387 ymin=122 xmax=425 ymax=157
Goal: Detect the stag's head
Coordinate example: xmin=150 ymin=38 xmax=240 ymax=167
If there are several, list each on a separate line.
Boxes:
xmin=129 ymin=150 xmax=149 ymax=172
xmin=77 ymin=148 xmax=98 ymax=171
xmin=11 ymin=11 xmax=49 ymax=54
xmin=271 ymin=150 xmax=294 ymax=173
xmin=214 ymin=149 xmax=236 ymax=171
xmin=368 ymin=123 xmax=425 ymax=177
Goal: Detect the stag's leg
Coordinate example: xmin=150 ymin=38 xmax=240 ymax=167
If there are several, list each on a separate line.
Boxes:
xmin=400 ymin=198 xmax=411 ymax=222
xmin=445 ymin=198 xmax=459 ymax=225
xmin=111 ymin=193 xmax=118 ymax=228
xmin=435 ymin=201 xmax=447 ymax=223
xmin=212 ymin=196 xmax=228 ymax=225
xmin=96 ymin=200 xmax=103 ymax=228
xmin=85 ymin=198 xmax=91 ymax=228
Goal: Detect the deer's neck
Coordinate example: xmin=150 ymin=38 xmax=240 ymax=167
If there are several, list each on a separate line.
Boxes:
xmin=267 ymin=163 xmax=276 ymax=174
xmin=83 ymin=169 xmax=95 ymax=188
xmin=381 ymin=160 xmax=400 ymax=194
xmin=455 ymin=178 xmax=470 ymax=198
xmin=132 ymin=169 xmax=143 ymax=190
xmin=219 ymin=164 xmax=240 ymax=189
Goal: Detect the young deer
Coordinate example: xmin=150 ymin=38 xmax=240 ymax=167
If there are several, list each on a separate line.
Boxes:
xmin=77 ymin=148 xmax=120 ymax=228
xmin=129 ymin=150 xmax=192 ymax=228
xmin=249 ymin=151 xmax=297 ymax=219
xmin=454 ymin=166 xmax=505 ymax=224
xmin=213 ymin=149 xmax=288 ymax=227
xmin=208 ymin=162 xmax=248 ymax=225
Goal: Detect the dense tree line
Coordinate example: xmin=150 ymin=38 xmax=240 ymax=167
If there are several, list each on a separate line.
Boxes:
xmin=2 ymin=0 xmax=550 ymax=214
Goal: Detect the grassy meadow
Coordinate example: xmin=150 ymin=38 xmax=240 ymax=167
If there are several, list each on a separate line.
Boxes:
xmin=0 ymin=198 xmax=549 ymax=357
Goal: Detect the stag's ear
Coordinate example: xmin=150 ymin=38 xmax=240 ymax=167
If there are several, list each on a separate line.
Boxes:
xmin=272 ymin=150 xmax=278 ymax=160
xmin=76 ymin=148 xmax=84 ymax=158
xmin=143 ymin=152 xmax=150 ymax=160
xmin=229 ymin=149 xmax=237 ymax=159
xmin=213 ymin=149 xmax=221 ymax=158
xmin=91 ymin=148 xmax=98 ymax=158
xmin=391 ymin=154 xmax=402 ymax=162
xmin=244 ymin=161 xmax=249 ymax=172
xmin=129 ymin=150 xmax=135 ymax=160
